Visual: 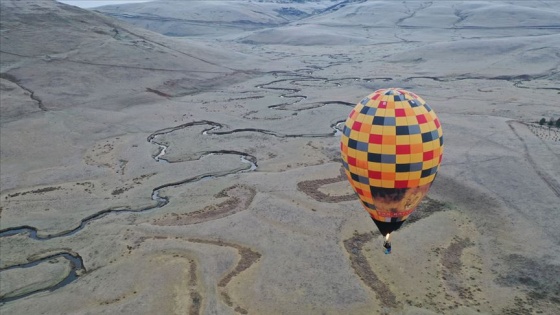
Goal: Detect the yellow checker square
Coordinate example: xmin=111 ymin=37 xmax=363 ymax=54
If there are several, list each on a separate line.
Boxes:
xmin=426 ymin=120 xmax=436 ymax=131
xmin=381 ymin=144 xmax=396 ymax=155
xmin=384 ymin=108 xmax=396 ymax=117
xmin=382 ymin=126 xmax=397 ymax=136
xmin=395 ymin=172 xmax=410 ymax=180
xmin=429 ymin=138 xmax=440 ymax=148
xmin=394 ymin=100 xmax=407 ymax=109
xmin=409 ymin=153 xmax=423 ymax=163
xmin=363 ymin=99 xmax=373 ymax=107
xmin=405 ymin=114 xmax=418 ymax=126
xmin=355 ymin=166 xmax=368 ymax=177
xmin=408 ymin=171 xmax=422 ymax=181
xmin=396 ymin=154 xmax=411 ymax=164
xmin=357 ymin=131 xmax=369 ymax=143
xmin=423 ymin=137 xmax=434 ymax=152
xmin=370 ymin=125 xmax=384 ymax=135
xmin=408 ymin=134 xmax=423 ymax=145
xmin=396 ymin=117 xmax=408 ymax=126
xmin=368 ymin=144 xmax=383 ymax=154
xmin=349 ymin=129 xmax=361 ymax=140
xmin=423 ymin=158 xmax=435 ymax=169
xmin=362 ymin=115 xmax=374 ymax=125
xmin=396 ymin=135 xmax=412 ymax=145
xmin=356 ymin=150 xmax=368 ymax=161
xmin=347 ymin=147 xmax=358 ymax=157
xmin=355 ymin=113 xmax=366 ymax=123
xmin=419 ymin=123 xmax=433 ymax=133
xmin=380 ymin=180 xmax=394 ymax=188
xmin=412 ymin=106 xmax=427 ymax=115
xmin=369 ymin=178 xmax=382 ymax=187
xmin=421 ymin=157 xmax=434 ymax=169
xmin=368 ymin=162 xmax=382 ymax=171
xmin=381 ymin=163 xmax=396 ymax=173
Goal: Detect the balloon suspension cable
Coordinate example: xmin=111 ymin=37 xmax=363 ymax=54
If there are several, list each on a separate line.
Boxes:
xmin=383 ymin=233 xmax=392 ymax=254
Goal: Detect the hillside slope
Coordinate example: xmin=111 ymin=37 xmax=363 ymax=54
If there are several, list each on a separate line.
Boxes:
xmin=0 ymin=0 xmax=258 ymax=118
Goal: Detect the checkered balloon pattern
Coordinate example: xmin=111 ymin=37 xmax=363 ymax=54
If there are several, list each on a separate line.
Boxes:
xmin=340 ymin=88 xmax=443 ymax=225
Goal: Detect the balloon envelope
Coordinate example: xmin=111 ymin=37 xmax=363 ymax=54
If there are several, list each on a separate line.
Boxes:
xmin=340 ymin=88 xmax=443 ymax=235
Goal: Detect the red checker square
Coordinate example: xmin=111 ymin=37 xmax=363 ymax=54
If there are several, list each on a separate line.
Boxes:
xmin=347 ymin=156 xmax=357 ymax=166
xmin=395 ymin=180 xmax=409 ymax=188
xmin=439 ymin=155 xmax=443 ymax=163
xmin=369 ymin=134 xmax=383 ymax=144
xmin=395 ymin=108 xmax=406 ymax=117
xmin=372 ymin=94 xmax=380 ymax=100
xmin=368 ymin=170 xmax=382 ymax=179
xmin=352 ymin=121 xmax=362 ymax=130
xmin=378 ymin=101 xmax=387 ymax=108
xmin=356 ymin=188 xmax=364 ymax=195
xmin=423 ymin=150 xmax=434 ymax=161
xmin=434 ymin=118 xmax=441 ymax=128
xmin=416 ymin=114 xmax=427 ymax=124
xmin=396 ymin=145 xmax=411 ymax=154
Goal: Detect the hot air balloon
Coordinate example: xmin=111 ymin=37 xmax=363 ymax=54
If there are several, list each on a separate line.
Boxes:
xmin=340 ymin=88 xmax=443 ymax=253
